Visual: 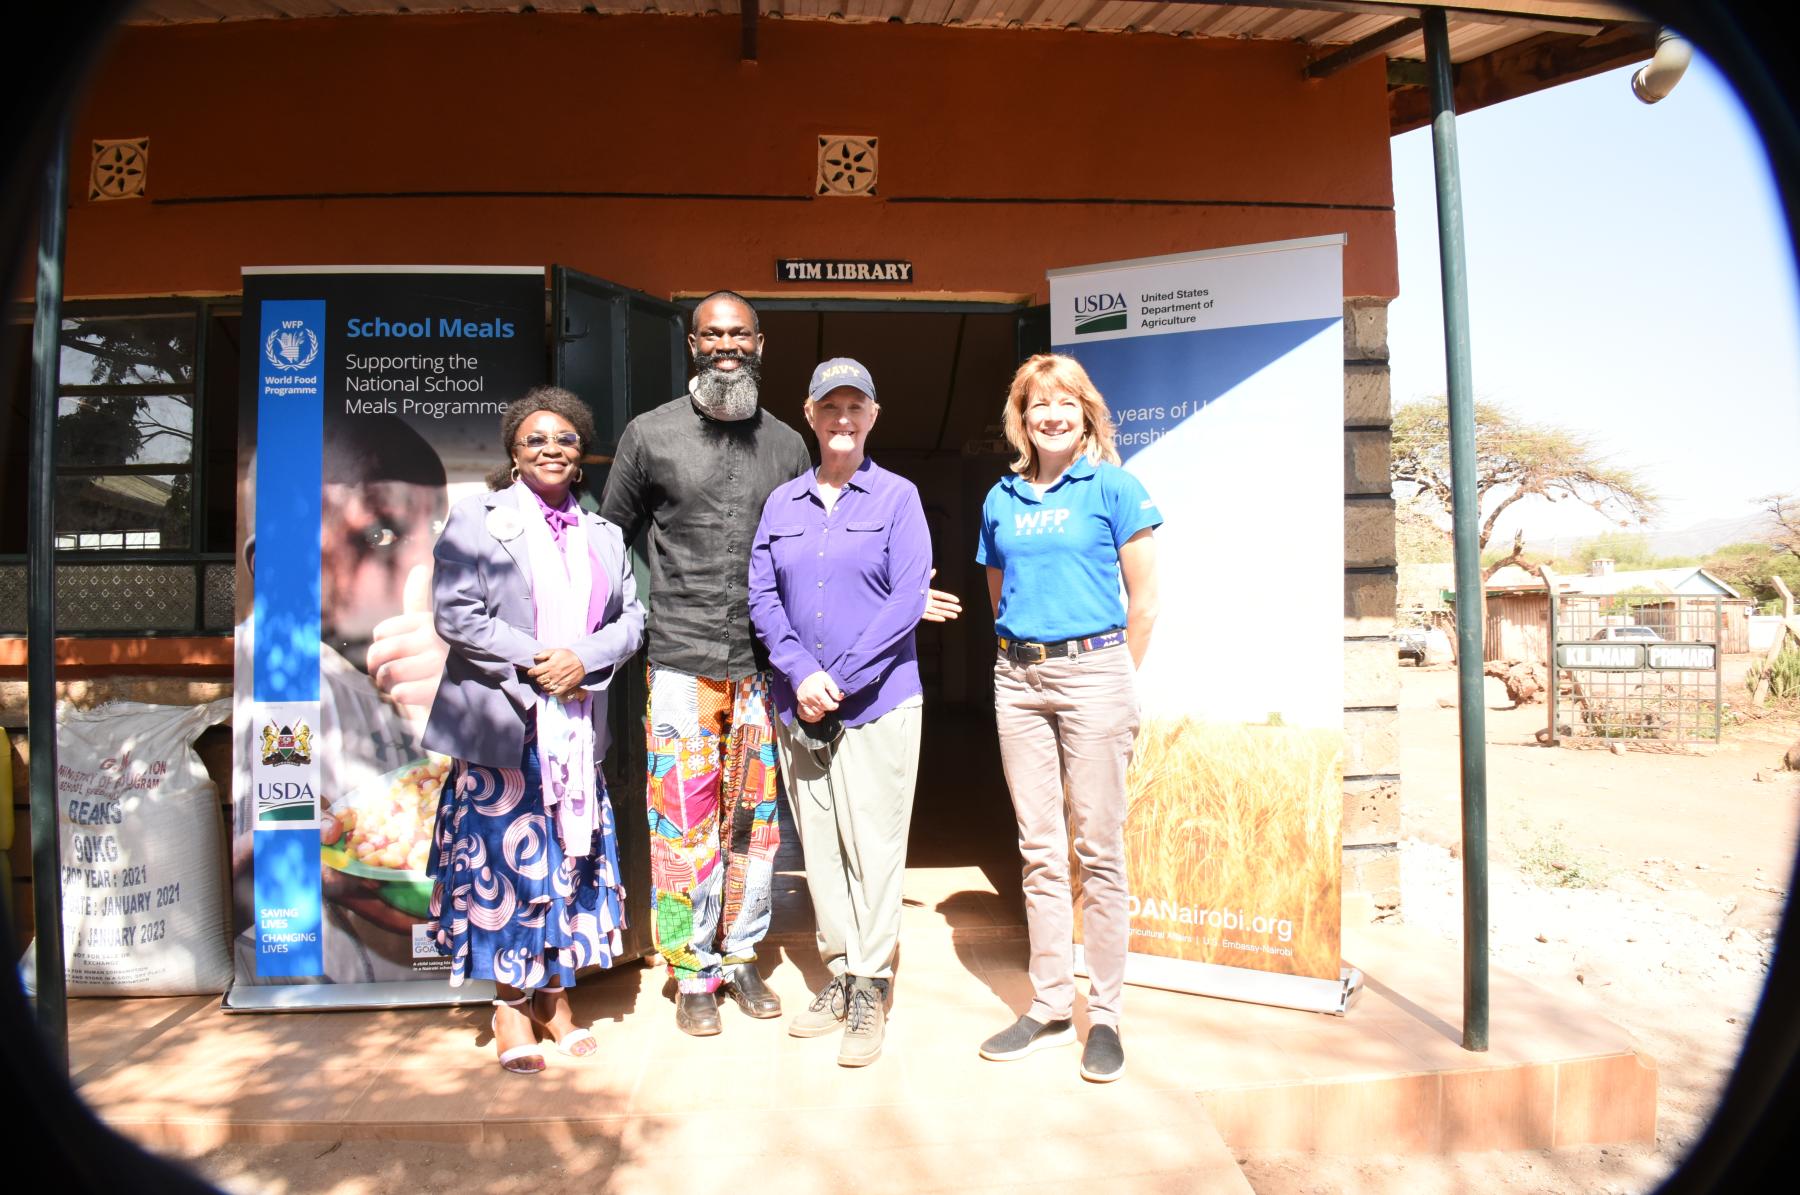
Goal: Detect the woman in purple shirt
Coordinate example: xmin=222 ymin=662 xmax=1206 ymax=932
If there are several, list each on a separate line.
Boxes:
xmin=748 ymin=357 xmax=933 ymax=1069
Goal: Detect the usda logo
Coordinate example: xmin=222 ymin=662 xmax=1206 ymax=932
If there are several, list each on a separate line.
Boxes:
xmin=1073 ymin=292 xmax=1128 ymax=335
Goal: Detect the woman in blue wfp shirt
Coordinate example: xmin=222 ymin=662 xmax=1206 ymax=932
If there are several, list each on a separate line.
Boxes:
xmin=748 ymin=357 xmax=933 ymax=1070
xmin=975 ymin=353 xmax=1161 ymax=1084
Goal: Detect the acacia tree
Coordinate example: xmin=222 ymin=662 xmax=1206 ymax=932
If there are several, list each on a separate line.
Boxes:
xmin=1390 ymin=399 xmax=1659 ymax=581
xmin=1706 ymin=542 xmax=1800 ymax=609
xmin=1761 ymin=492 xmax=1800 ymax=562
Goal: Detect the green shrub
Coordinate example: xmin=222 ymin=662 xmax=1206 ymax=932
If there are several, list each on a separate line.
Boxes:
xmin=1509 ymin=820 xmax=1611 ymax=889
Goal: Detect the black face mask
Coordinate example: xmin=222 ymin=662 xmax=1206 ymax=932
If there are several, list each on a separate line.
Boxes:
xmin=791 ymin=710 xmax=844 ymax=756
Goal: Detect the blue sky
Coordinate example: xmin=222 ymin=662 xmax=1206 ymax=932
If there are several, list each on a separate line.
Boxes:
xmin=1387 ymin=52 xmax=1800 ymax=544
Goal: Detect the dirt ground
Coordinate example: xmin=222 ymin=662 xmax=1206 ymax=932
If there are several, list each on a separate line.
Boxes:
xmin=1238 ymin=660 xmax=1799 ymax=1195
xmin=182 ymin=662 xmax=1800 ymax=1195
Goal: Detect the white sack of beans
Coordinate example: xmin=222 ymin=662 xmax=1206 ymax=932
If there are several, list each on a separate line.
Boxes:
xmin=21 ymin=699 xmax=233 ymax=996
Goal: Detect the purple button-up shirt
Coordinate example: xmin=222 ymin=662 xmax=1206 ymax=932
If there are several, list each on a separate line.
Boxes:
xmin=748 ymin=458 xmax=932 ymax=728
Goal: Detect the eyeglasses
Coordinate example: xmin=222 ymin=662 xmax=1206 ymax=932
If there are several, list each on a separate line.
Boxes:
xmin=516 ymin=432 xmax=581 ymax=450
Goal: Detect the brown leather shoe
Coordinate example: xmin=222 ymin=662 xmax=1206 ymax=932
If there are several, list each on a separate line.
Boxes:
xmin=675 ymin=990 xmax=722 ymax=1036
xmin=721 ymin=962 xmax=782 ymax=1019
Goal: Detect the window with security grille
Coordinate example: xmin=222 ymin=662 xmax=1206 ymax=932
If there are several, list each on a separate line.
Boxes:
xmin=0 ymin=299 xmax=239 ymax=634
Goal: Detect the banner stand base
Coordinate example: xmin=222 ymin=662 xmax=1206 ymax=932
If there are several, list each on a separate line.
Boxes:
xmin=1337 ymin=965 xmax=1365 ymax=1017
xmin=223 ymin=978 xmax=495 ymax=1014
xmin=1076 ymin=946 xmax=1365 ymax=1017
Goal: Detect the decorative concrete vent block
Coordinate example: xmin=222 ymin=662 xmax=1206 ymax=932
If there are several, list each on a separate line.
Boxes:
xmin=817 ymin=135 xmax=878 ymax=197
xmin=90 ymin=137 xmax=148 ymax=201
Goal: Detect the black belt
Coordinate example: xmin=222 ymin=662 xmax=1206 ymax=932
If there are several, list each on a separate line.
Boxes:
xmin=998 ymin=629 xmax=1126 ymax=665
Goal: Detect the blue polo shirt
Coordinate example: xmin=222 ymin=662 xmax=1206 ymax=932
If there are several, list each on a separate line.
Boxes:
xmin=976 ymin=457 xmax=1162 ymax=643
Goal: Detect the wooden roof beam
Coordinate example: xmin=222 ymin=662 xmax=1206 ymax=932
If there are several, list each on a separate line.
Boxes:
xmin=1307 ymin=16 xmax=1425 ymax=78
xmin=1158 ymin=1 xmax=1638 ymax=39
xmin=1387 ymin=22 xmax=1658 ymax=134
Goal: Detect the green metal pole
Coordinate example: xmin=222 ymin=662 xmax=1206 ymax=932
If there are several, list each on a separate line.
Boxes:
xmin=1424 ymin=7 xmax=1489 ymax=1052
xmin=27 ymin=119 xmax=70 ymax=1071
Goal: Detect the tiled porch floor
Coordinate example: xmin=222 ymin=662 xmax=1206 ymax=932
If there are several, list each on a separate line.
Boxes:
xmin=66 ymin=858 xmax=1654 ymax=1192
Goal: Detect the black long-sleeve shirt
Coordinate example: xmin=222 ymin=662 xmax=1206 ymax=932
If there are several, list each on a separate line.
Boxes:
xmin=599 ymin=393 xmax=813 ymax=679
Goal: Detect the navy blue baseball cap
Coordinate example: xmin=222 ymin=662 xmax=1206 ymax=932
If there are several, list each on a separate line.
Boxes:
xmin=807 ymin=357 xmax=877 ymax=403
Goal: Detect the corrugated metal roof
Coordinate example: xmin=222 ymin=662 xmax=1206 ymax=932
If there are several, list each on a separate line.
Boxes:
xmin=1487 ymin=566 xmax=1744 ymax=599
xmin=123 ymin=1 xmax=1646 ymax=63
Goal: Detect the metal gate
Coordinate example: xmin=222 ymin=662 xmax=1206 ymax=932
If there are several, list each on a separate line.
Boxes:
xmin=1548 ymin=592 xmax=1724 ymax=743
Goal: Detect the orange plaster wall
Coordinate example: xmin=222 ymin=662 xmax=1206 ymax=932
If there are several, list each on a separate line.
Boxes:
xmin=0 ymin=636 xmax=232 ymax=674
xmin=65 ymin=14 xmax=1397 ymax=302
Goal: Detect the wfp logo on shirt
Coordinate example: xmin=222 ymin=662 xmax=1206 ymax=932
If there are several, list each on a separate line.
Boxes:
xmin=1073 ymin=292 xmax=1128 ymax=335
xmin=1015 ymin=509 xmax=1070 ymax=536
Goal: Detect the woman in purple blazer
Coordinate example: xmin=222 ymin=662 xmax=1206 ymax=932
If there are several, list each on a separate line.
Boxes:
xmin=422 ymin=386 xmax=645 ymax=1075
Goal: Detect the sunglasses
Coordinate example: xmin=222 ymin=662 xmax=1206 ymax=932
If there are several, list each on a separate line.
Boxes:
xmin=516 ymin=432 xmax=582 ymax=450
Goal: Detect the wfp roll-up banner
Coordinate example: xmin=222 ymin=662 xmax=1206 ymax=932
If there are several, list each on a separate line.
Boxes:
xmin=230 ymin=267 xmax=545 ymax=1009
xmin=1051 ymin=236 xmax=1351 ymax=1013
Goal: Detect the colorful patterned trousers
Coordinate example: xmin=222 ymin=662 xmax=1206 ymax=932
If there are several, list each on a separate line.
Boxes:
xmin=645 ymin=666 xmax=782 ymax=993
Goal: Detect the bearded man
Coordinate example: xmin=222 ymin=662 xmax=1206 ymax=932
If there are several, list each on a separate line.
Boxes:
xmin=599 ymin=291 xmax=815 ymax=1033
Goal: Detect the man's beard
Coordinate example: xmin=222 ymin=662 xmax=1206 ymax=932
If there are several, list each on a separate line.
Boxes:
xmin=691 ymin=349 xmax=761 ymax=421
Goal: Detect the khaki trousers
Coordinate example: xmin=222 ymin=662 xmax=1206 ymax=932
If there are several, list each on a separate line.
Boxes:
xmin=775 ymin=700 xmax=922 ymax=981
xmin=993 ymin=644 xmax=1138 ymax=1028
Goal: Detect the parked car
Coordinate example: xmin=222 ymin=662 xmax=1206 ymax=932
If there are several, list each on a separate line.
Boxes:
xmin=1590 ymin=625 xmax=1664 ymax=643
xmin=1395 ymin=628 xmax=1429 ymax=665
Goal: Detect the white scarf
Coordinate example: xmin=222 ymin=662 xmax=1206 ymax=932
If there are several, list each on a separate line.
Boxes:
xmin=512 ymin=481 xmax=599 ymax=858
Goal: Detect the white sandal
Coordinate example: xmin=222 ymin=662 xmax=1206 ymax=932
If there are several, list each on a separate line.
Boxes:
xmin=532 ymin=987 xmax=598 ymax=1058
xmin=492 ymin=995 xmax=547 ymax=1075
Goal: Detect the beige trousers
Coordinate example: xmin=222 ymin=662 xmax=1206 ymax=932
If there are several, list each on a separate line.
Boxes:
xmin=775 ymin=700 xmax=922 ymax=981
xmin=993 ymin=644 xmax=1139 ymax=1028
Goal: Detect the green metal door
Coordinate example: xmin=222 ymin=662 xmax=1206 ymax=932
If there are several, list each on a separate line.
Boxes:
xmin=1015 ymin=303 xmax=1049 ymax=362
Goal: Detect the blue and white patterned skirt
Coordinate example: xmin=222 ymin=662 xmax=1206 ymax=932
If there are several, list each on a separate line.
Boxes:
xmin=426 ymin=743 xmax=627 ymax=989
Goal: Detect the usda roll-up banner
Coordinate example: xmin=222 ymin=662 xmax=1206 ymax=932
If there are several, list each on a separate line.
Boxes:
xmin=230 ymin=267 xmax=544 ymax=1009
xmin=1050 ymin=236 xmax=1352 ymax=1013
